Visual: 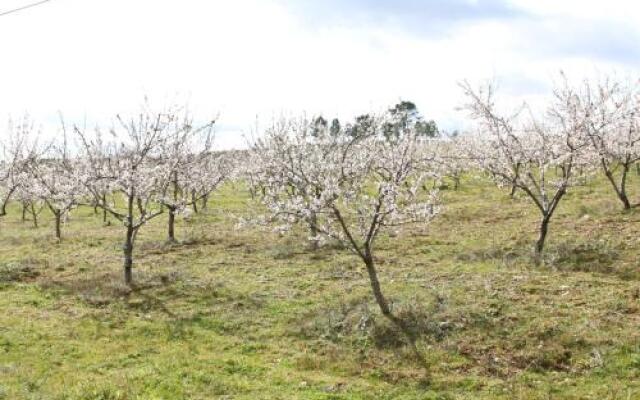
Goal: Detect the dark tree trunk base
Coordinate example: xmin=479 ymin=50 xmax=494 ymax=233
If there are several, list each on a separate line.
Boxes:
xmin=54 ymin=212 xmax=62 ymax=242
xmin=364 ymin=257 xmax=430 ymax=374
xmin=167 ymin=208 xmax=176 ymax=243
xmin=534 ymin=216 xmax=550 ymax=265
xmin=124 ymin=265 xmax=133 ymax=286
xmin=123 ymin=224 xmax=135 ymax=286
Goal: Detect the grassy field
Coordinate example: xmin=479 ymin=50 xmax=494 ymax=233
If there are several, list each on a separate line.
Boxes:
xmin=1 ymin=175 xmax=640 ymax=399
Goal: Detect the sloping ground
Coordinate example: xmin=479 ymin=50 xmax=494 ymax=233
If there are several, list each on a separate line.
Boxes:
xmin=0 ymin=176 xmax=639 ymax=399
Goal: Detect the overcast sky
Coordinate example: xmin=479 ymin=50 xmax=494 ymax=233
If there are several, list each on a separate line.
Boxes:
xmin=0 ymin=0 xmax=638 ymax=148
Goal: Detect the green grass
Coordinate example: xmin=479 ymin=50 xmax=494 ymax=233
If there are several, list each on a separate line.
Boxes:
xmin=1 ymin=175 xmax=640 ymax=399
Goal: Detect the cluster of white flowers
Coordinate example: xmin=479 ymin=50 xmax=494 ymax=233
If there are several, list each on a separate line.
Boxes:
xmin=566 ymin=75 xmax=640 ymax=209
xmin=74 ymin=104 xmax=232 ymax=231
xmin=248 ymin=112 xmax=442 ymax=258
xmin=0 ymin=102 xmax=233 ymax=283
xmin=0 ymin=114 xmax=41 ymax=219
xmin=459 ymin=73 xmax=640 ymax=258
xmin=0 ymin=75 xmax=638 ymax=281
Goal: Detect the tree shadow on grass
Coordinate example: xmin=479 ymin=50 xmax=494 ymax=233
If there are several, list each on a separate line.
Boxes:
xmin=38 ymin=269 xmax=183 ymax=312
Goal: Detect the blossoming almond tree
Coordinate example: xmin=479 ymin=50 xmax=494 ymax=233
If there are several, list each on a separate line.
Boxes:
xmin=250 ymin=116 xmax=330 ymax=250
xmin=460 ymin=80 xmax=591 ymax=262
xmin=434 ymin=134 xmax=471 ymax=191
xmin=25 ymin=133 xmax=85 ymax=241
xmin=158 ymin=111 xmax=208 ymax=241
xmin=250 ymin=113 xmax=440 ymax=367
xmin=0 ymin=114 xmax=41 ymax=222
xmin=76 ymin=128 xmax=113 ymax=225
xmin=238 ymin=149 xmax=262 ymax=201
xmin=187 ymin=151 xmax=235 ymax=214
xmin=15 ymin=188 xmax=44 ymax=227
xmin=577 ymin=76 xmax=640 ymax=209
xmin=76 ymin=103 xmax=179 ymax=285
xmin=157 ymin=116 xmax=234 ymax=242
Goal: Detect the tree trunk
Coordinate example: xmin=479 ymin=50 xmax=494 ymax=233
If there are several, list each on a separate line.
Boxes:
xmin=0 ymin=187 xmax=15 ymax=217
xmin=509 ymin=183 xmax=517 ymax=198
xmin=619 ymin=165 xmax=631 ymax=210
xmin=192 ymin=191 xmax=199 ymax=214
xmin=21 ymin=202 xmax=27 ymax=222
xmin=54 ymin=211 xmax=62 ymax=241
xmin=364 ymin=257 xmax=392 ymax=315
xmin=534 ymin=215 xmax=550 ymax=264
xmin=123 ymin=192 xmax=135 ymax=285
xmin=619 ymin=191 xmax=632 ymax=210
xmin=123 ymin=224 xmax=134 ymax=285
xmin=102 ymin=194 xmax=108 ymax=223
xmin=363 ymin=255 xmax=429 ymax=371
xmin=168 ymin=171 xmax=179 ymax=242
xmin=308 ymin=211 xmax=319 ymax=250
xmin=603 ymin=164 xmax=631 ymax=210
xmin=510 ymin=163 xmax=521 ymax=198
xmin=201 ymin=194 xmax=208 ymax=210
xmin=167 ymin=207 xmax=176 ymax=242
xmin=30 ymin=203 xmax=38 ymax=228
